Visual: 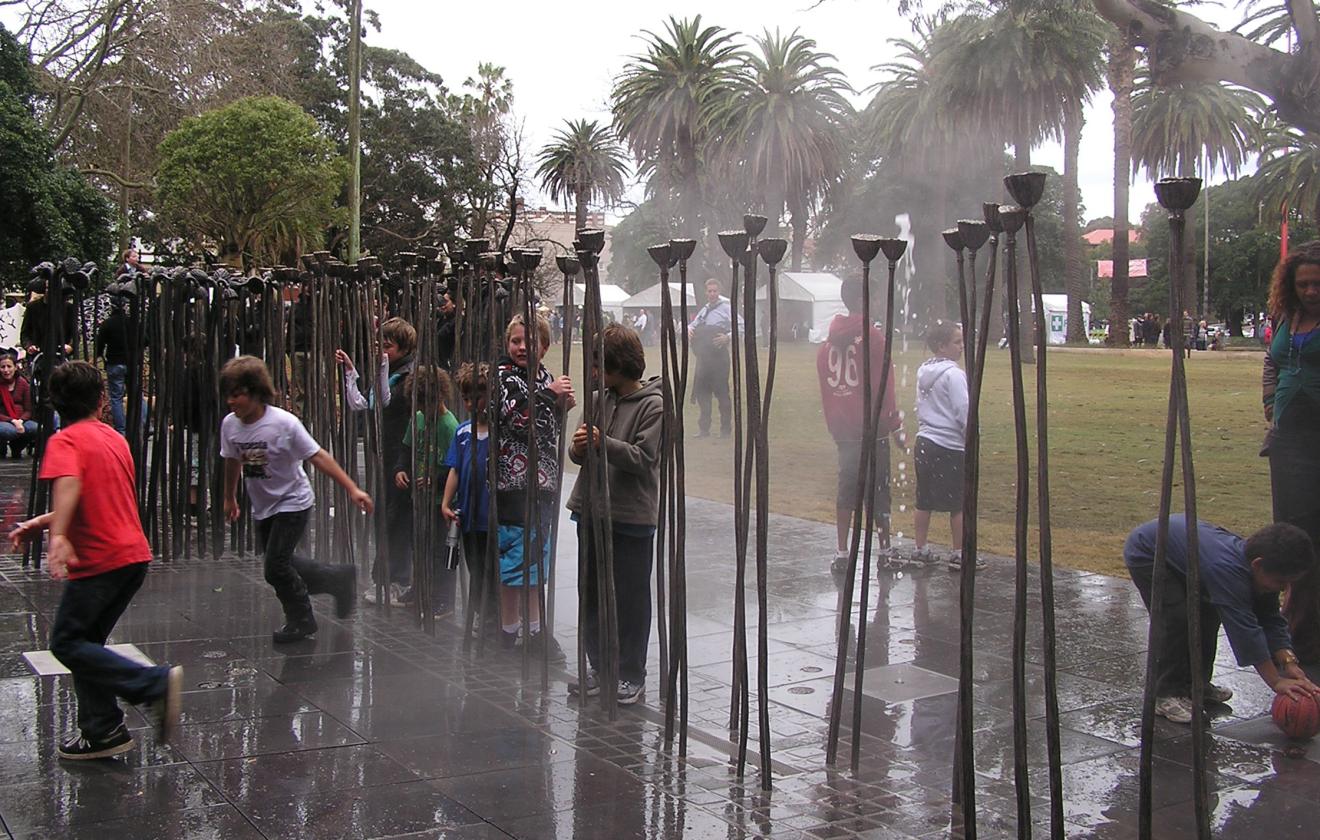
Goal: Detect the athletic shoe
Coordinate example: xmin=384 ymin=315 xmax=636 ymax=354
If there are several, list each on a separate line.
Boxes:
xmin=910 ymin=547 xmax=937 ymax=566
xmin=829 ymin=552 xmax=851 ymax=576
xmin=948 ymin=552 xmax=987 ymax=571
xmin=1204 ymin=682 xmax=1233 ymax=704
xmin=362 ymin=583 xmax=408 ymax=605
xmin=521 ymin=630 xmax=567 ymax=663
xmin=568 ymin=671 xmax=600 ymax=697
xmin=500 ymin=629 xmax=519 ymax=650
xmin=1155 ymin=695 xmax=1194 ymax=724
xmin=58 ymin=724 xmax=134 ymax=760
xmin=398 ymin=586 xmax=417 ymax=605
xmin=273 ymin=619 xmax=317 ymax=644
xmin=332 ymin=567 xmax=357 ymax=619
xmin=617 ymin=679 xmax=644 ymax=705
xmin=148 ymin=666 xmax=183 ymax=744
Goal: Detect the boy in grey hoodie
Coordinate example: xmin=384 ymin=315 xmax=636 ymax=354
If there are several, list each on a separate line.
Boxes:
xmin=914 ymin=320 xmax=971 ymax=568
xmin=566 ymin=324 xmax=665 ymax=704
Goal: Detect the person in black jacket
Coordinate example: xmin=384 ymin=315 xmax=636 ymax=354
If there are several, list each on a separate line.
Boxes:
xmin=94 ymin=299 xmax=131 ymax=434
xmin=336 ymin=318 xmax=417 ymax=603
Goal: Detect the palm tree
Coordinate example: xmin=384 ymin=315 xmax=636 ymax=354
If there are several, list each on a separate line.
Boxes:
xmin=1107 ymin=31 xmax=1137 ymax=347
xmin=709 ymin=29 xmax=853 ymax=270
xmin=1131 ymin=74 xmax=1264 ymax=312
xmin=534 ymin=119 xmax=629 ymax=233
xmin=1254 ymin=123 xmax=1320 ymax=228
xmin=611 ymin=16 xmax=740 ymax=234
xmin=864 ymin=15 xmax=987 ymax=322
xmin=942 ymin=1 xmax=1106 ymax=351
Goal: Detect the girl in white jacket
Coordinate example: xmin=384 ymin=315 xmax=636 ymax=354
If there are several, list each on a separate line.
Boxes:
xmin=914 ymin=321 xmax=972 ymax=569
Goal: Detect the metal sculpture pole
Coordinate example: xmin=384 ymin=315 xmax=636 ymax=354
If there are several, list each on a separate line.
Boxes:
xmin=1138 ymin=176 xmax=1209 ymax=840
xmin=996 ymin=202 xmax=1035 ymax=836
xmin=753 ymin=235 xmax=787 ymax=788
xmin=1006 ymin=171 xmax=1065 ymax=839
xmin=647 ymin=243 xmax=679 ymax=710
xmin=826 ymin=236 xmax=879 ymax=766
xmin=545 ymin=253 xmax=580 ymax=641
xmin=951 ymin=203 xmax=1002 ymax=837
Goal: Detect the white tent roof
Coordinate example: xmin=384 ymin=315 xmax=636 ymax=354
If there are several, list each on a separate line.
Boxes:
xmin=1040 ymin=293 xmax=1091 ymax=313
xmin=755 ymin=272 xmax=843 ymax=302
xmin=621 ymin=281 xmax=697 ymax=309
xmin=574 ymin=283 xmax=630 ymax=306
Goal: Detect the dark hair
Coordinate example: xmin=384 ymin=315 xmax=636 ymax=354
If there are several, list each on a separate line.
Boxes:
xmin=49 ymin=361 xmax=104 ymax=422
xmin=381 ymin=317 xmax=417 ymax=355
xmin=1245 ymin=522 xmax=1317 ymax=578
xmin=219 ymin=356 xmax=277 ymax=404
xmin=1268 ymin=240 xmax=1320 ymax=322
xmin=926 ymin=319 xmax=961 ymax=353
xmin=601 ymin=323 xmax=646 ymax=380
xmin=404 ymin=365 xmax=452 ymax=414
xmin=840 ymin=278 xmax=875 ymax=314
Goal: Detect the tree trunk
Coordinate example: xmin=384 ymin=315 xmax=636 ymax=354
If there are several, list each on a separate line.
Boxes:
xmin=1014 ymin=136 xmax=1036 ymax=364
xmin=575 ymin=186 xmax=589 ymax=233
xmin=1106 ymin=35 xmax=1136 ymax=348
xmin=1063 ymin=100 xmax=1086 ymax=342
xmin=788 ymin=195 xmax=806 ymax=272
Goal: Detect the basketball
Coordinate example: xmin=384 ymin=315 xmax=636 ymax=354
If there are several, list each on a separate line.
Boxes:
xmin=1271 ymin=693 xmax=1320 ymax=740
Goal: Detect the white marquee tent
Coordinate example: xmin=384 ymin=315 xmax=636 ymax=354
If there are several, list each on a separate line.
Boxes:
xmin=621 ymin=281 xmax=697 ymax=315
xmin=754 ymin=272 xmax=845 ymax=342
xmin=1039 ymin=294 xmax=1091 ymax=345
xmin=572 ymin=283 xmax=630 ymax=321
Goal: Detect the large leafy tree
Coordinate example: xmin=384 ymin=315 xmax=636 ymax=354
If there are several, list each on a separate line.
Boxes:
xmin=535 ymin=119 xmax=629 ymax=234
xmin=0 ymin=24 xmax=112 ymax=284
xmin=940 ymin=0 xmax=1106 ymax=349
xmin=155 ymin=95 xmax=345 ymax=268
xmin=710 ymin=29 xmax=853 ymax=270
xmin=611 ymin=16 xmax=740 ymax=238
xmin=1131 ymin=73 xmax=1263 ymax=312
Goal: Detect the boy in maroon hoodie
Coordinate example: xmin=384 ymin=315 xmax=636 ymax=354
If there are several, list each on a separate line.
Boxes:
xmin=817 ymin=278 xmax=902 ymax=573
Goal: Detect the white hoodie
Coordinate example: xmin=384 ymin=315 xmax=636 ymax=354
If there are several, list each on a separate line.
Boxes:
xmin=915 ymin=357 xmax=968 ymax=452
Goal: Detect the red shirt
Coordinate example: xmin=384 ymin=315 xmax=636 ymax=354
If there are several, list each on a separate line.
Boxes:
xmin=39 ymin=418 xmax=150 ymax=579
xmin=817 ymin=313 xmax=901 ymax=441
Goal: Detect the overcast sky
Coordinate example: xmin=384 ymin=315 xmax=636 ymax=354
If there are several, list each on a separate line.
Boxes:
xmin=368 ymin=0 xmax=1250 ymax=225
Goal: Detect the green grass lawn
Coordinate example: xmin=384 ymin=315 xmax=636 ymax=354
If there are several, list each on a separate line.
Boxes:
xmin=563 ymin=342 xmax=1271 ymax=578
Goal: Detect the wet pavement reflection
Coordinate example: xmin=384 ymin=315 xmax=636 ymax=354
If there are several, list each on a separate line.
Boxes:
xmin=0 ymin=464 xmax=1317 ymax=839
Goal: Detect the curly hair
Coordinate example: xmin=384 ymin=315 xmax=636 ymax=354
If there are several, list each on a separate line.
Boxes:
xmin=1267 ymin=240 xmax=1320 ymax=322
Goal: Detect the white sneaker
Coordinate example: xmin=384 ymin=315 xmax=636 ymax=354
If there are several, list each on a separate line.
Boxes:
xmin=1156 ymin=695 xmax=1194 ymax=724
xmin=947 ymin=552 xmax=987 ymax=571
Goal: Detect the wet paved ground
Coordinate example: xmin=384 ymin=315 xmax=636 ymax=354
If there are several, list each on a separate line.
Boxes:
xmin=1 ymin=459 xmax=1318 ymax=839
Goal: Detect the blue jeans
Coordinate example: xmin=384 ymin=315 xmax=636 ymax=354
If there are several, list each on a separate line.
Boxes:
xmin=107 ymin=364 xmax=127 ymax=434
xmin=0 ymin=419 xmax=37 ymax=452
xmin=50 ymin=563 xmax=170 ymax=739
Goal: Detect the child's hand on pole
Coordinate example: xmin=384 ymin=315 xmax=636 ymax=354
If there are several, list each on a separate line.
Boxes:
xmin=551 ymin=375 xmax=576 ymax=409
xmin=394 ymin=470 xmax=410 ymax=489
xmin=334 ymin=349 xmax=355 ymax=374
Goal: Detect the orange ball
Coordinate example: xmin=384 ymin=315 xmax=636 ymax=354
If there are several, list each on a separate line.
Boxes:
xmin=1271 ymin=693 xmax=1320 ymax=740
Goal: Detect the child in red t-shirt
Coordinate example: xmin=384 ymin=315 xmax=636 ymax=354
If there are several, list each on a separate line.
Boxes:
xmin=9 ymin=361 xmax=181 ymax=760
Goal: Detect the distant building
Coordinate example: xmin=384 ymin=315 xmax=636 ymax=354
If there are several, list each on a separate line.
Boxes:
xmin=1083 ymin=228 xmax=1142 ymax=246
xmin=504 ymin=204 xmax=612 ymax=305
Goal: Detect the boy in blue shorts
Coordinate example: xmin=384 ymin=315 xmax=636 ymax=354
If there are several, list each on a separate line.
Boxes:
xmin=494 ymin=315 xmax=574 ymax=651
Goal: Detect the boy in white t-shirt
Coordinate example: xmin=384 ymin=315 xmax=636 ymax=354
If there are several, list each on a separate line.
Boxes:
xmin=219 ymin=356 xmax=373 ymax=643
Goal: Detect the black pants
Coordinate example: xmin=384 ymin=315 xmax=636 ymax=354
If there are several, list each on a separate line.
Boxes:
xmin=1127 ymin=562 xmax=1221 ymax=697
xmin=257 ymin=508 xmax=339 ymax=623
xmin=383 ymin=481 xmax=414 ymax=587
xmin=50 ymin=563 xmax=169 ymax=739
xmin=579 ymin=521 xmax=655 ymax=684
xmin=693 ymin=354 xmax=731 ymax=435
xmin=463 ymin=530 xmax=496 ymax=615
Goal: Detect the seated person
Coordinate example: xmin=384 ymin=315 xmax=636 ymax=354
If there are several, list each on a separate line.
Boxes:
xmin=1124 ymin=515 xmax=1320 ymax=723
xmin=0 ymin=352 xmax=37 ymax=457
